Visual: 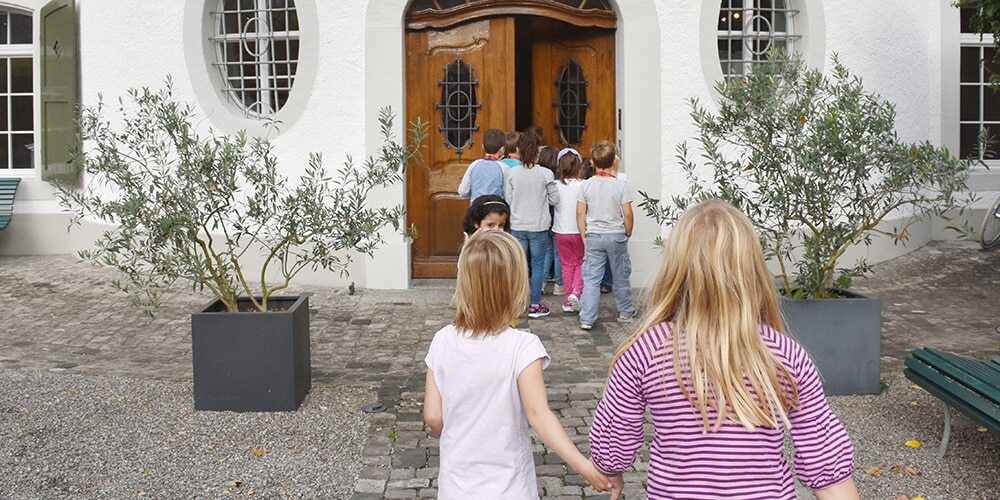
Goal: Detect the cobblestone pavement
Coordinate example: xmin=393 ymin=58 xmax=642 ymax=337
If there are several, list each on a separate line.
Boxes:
xmin=1 ymin=240 xmax=999 ymax=499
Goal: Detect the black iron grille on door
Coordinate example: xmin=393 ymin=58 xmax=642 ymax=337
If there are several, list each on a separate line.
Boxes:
xmin=437 ymin=58 xmax=480 ymax=154
xmin=554 ymin=59 xmax=588 ymax=147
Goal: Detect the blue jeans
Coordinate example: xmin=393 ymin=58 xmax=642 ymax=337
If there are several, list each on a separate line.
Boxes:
xmin=512 ymin=230 xmax=550 ymax=305
xmin=544 ymin=231 xmax=563 ymax=285
xmin=580 ymin=233 xmax=635 ymax=325
xmin=601 ymin=260 xmax=613 ymax=287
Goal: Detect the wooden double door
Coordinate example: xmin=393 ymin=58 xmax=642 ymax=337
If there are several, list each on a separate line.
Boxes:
xmin=406 ymin=16 xmax=616 ymax=278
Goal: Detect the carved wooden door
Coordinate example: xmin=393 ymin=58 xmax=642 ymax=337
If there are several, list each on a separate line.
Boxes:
xmin=406 ymin=18 xmax=516 ymax=278
xmin=530 ymin=17 xmax=616 ymax=156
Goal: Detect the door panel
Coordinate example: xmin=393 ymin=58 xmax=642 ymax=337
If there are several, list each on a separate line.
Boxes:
xmin=530 ymin=18 xmax=616 ymax=157
xmin=406 ymin=18 xmax=516 ymax=278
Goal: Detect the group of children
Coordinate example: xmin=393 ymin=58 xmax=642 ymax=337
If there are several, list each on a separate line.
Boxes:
xmin=425 ymin=201 xmax=861 ymax=499
xmin=458 ymin=126 xmax=635 ymax=330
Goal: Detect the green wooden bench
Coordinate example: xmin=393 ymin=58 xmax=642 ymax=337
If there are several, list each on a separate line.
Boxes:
xmin=904 ymin=347 xmax=1000 ymax=457
xmin=0 ymin=178 xmax=19 ymax=231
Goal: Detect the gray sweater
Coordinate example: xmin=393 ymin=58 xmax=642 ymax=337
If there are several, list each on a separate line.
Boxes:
xmin=503 ymin=163 xmax=559 ymax=232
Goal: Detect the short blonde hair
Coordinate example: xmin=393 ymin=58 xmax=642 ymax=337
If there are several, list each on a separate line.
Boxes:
xmin=454 ymin=230 xmax=528 ymax=336
xmin=590 ymin=140 xmax=617 ymax=169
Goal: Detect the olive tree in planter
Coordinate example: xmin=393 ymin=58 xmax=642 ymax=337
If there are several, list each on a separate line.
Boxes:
xmin=55 ymin=82 xmax=426 ymax=411
xmin=639 ymin=54 xmax=980 ymax=395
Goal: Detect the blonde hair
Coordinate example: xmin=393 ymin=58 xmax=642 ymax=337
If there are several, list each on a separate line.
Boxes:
xmin=614 ymin=200 xmax=798 ymax=431
xmin=454 ymin=230 xmax=529 ymax=336
xmin=590 ymin=140 xmax=617 ymax=169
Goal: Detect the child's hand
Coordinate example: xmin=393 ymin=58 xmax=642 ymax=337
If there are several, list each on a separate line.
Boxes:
xmin=575 ymin=459 xmax=613 ymax=492
xmin=609 ymin=473 xmax=625 ymax=500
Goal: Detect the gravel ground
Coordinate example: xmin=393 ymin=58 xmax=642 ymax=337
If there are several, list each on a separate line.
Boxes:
xmin=827 ymin=371 xmax=1000 ymax=500
xmin=0 ymin=368 xmax=374 ymax=499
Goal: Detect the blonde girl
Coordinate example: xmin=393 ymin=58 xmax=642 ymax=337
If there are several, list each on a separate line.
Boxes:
xmin=588 ymin=200 xmax=859 ymax=500
xmin=423 ymin=230 xmax=612 ymax=498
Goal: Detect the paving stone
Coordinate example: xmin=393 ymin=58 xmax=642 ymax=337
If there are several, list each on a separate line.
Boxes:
xmin=383 ymin=489 xmax=417 ymax=499
xmin=386 ymin=478 xmax=429 ymax=489
xmin=353 ymin=478 xmax=385 ymax=494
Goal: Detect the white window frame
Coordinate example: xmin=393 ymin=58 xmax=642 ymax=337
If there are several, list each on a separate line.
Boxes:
xmin=717 ymin=0 xmax=801 ymax=79
xmin=0 ymin=7 xmax=35 ymax=177
xmin=209 ymin=0 xmax=300 ymax=119
xmin=960 ymin=30 xmax=1000 ymax=168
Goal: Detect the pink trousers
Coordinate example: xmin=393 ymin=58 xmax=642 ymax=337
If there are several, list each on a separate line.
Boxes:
xmin=555 ymin=233 xmax=585 ymax=298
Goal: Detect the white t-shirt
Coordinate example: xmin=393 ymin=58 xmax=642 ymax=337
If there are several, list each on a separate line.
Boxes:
xmin=552 ymin=178 xmax=584 ymax=234
xmin=424 ymin=325 xmax=550 ymax=499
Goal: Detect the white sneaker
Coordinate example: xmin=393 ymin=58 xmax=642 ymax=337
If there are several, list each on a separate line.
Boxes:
xmin=567 ymin=294 xmax=581 ymax=312
xmin=580 ymin=323 xmax=593 ymax=331
xmin=552 ymin=284 xmax=565 ymax=296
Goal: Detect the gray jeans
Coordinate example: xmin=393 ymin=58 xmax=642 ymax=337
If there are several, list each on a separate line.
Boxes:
xmin=580 ymin=233 xmax=635 ymax=325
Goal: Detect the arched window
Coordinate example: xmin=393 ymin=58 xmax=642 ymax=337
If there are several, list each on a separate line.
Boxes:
xmin=0 ymin=9 xmax=34 ymax=170
xmin=437 ymin=58 xmax=480 ymax=154
xmin=555 ymin=59 xmax=589 ymax=147
xmin=210 ymin=0 xmax=299 ymax=118
xmin=717 ymin=0 xmax=800 ymax=78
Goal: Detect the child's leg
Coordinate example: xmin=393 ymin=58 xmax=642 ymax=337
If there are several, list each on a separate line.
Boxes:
xmin=543 ymin=232 xmax=555 ymax=282
xmin=527 ymin=231 xmax=549 ymax=305
xmin=552 ymin=237 xmax=563 ymax=286
xmin=579 ymin=234 xmax=609 ymax=325
xmin=556 ymin=234 xmax=585 ymax=297
xmin=601 ymin=260 xmax=613 ymax=288
xmin=606 ymin=234 xmax=636 ymax=317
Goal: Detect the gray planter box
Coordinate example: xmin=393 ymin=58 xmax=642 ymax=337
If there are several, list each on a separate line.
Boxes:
xmin=780 ymin=292 xmax=881 ymax=396
xmin=191 ymin=296 xmax=311 ymax=412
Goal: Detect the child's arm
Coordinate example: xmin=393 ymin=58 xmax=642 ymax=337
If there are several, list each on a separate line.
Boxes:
xmin=457 ymin=163 xmax=473 ymax=198
xmin=423 ymin=369 xmax=444 ymax=436
xmin=518 ymin=359 xmax=612 ymax=492
xmin=576 ymin=201 xmax=588 ymax=239
xmin=814 ymin=479 xmax=860 ymax=500
xmin=622 ymin=202 xmax=634 ymax=238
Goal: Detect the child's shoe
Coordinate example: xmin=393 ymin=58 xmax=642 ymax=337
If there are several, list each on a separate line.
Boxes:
xmin=600 ymin=284 xmax=612 ymax=294
xmin=552 ymin=283 xmax=565 ymax=296
xmin=567 ymin=294 xmax=581 ymax=312
xmin=527 ymin=303 xmax=551 ymax=318
xmin=617 ymin=311 xmax=637 ymax=323
xmin=562 ymin=299 xmax=574 ymax=313
xmin=579 ymin=323 xmax=593 ymax=331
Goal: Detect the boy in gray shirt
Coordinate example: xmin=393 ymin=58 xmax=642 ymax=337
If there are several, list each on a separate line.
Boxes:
xmin=576 ymin=140 xmax=635 ymax=330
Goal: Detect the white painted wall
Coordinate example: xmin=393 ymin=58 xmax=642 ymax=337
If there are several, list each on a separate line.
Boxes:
xmin=2 ymin=0 xmax=994 ymax=286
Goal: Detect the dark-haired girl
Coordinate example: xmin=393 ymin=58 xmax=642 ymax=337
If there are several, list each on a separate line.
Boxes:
xmin=463 ymin=195 xmax=511 ymax=240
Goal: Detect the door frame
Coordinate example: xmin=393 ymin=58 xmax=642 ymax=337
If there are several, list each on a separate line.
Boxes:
xmin=363 ymin=0 xmax=662 ymax=289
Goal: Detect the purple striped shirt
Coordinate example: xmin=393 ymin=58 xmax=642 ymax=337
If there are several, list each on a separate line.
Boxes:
xmin=589 ymin=323 xmax=854 ymax=499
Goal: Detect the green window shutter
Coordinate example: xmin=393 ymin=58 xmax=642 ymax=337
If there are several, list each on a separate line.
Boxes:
xmin=40 ymin=0 xmax=78 ymax=183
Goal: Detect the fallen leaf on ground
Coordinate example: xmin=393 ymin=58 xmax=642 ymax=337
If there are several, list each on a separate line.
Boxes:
xmin=904 ymin=466 xmax=919 ymax=476
xmin=227 ymin=481 xmax=242 ymax=488
xmin=908 ymin=384 xmax=925 ymax=391
xmin=890 ymin=466 xmax=901 ymax=475
xmin=251 ymin=448 xmax=270 ymax=457
xmin=913 ymin=497 xmax=928 ymax=500
xmin=909 ymin=401 xmax=919 ymax=407
xmin=977 ymin=427 xmax=989 ymax=433
xmin=247 ymin=488 xmax=255 ymax=497
xmin=864 ymin=467 xmax=885 ymax=477
xmin=904 ymin=440 xmax=922 ymax=449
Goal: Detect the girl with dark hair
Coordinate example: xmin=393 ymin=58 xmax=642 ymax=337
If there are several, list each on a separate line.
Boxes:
xmin=463 ymin=195 xmax=511 ymax=239
xmin=537 ymin=145 xmax=564 ymax=295
xmin=504 ymin=127 xmax=558 ymax=318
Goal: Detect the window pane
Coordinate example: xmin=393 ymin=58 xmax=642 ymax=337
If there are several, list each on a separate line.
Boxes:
xmin=961 ymin=47 xmax=982 ymax=83
xmin=0 ymin=13 xmax=8 ymax=45
xmin=10 ymin=13 xmax=30 ymax=44
xmin=960 ymin=124 xmax=981 ymax=159
xmin=961 ymin=85 xmax=981 ymax=121
xmin=10 ymin=58 xmax=30 ymax=93
xmin=11 ymin=133 xmax=30 ymax=168
xmin=0 ymin=97 xmax=7 ymax=131
xmin=985 ymin=86 xmax=1000 ymax=121
xmin=0 ymin=59 xmax=7 ymax=93
xmin=0 ymin=135 xmax=7 ymax=168
xmin=961 ymin=7 xmax=977 ymax=34
xmin=985 ymin=47 xmax=999 ymax=82
xmin=985 ymin=124 xmax=1000 ymax=160
xmin=10 ymin=95 xmax=31 ymax=131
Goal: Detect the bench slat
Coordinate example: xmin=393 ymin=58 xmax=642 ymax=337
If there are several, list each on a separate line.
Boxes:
xmin=905 ymin=367 xmax=1000 ymax=433
xmin=905 ymin=357 xmax=1000 ymax=424
xmin=913 ymin=348 xmax=1000 ymax=402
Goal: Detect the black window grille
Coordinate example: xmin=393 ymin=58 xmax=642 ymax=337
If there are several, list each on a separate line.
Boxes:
xmin=437 ymin=58 xmax=480 ymax=154
xmin=410 ymin=0 xmax=613 ymax=15
xmin=554 ymin=59 xmax=588 ymax=147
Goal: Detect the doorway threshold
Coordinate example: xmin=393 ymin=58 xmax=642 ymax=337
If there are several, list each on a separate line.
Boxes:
xmin=410 ymin=279 xmax=457 ymax=290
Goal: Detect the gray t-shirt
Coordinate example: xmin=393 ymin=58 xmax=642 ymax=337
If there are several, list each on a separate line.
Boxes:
xmin=504 ymin=163 xmax=559 ymax=232
xmin=577 ymin=176 xmax=632 ymax=234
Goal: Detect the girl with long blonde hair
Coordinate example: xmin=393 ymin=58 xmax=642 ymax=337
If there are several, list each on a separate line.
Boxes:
xmin=422 ymin=230 xmax=612 ymax=498
xmin=588 ymin=200 xmax=859 ymax=499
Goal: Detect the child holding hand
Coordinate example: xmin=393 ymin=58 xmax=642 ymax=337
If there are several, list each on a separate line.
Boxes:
xmin=423 ymin=230 xmax=613 ymax=498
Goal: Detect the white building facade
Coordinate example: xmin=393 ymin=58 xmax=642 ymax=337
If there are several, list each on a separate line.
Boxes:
xmin=0 ymin=0 xmax=995 ymax=290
